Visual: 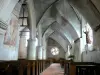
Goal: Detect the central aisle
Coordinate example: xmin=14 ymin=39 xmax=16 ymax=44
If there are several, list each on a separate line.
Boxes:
xmin=40 ymin=63 xmax=64 ymax=75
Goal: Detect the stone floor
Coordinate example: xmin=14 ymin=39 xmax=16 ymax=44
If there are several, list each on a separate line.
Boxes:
xmin=40 ymin=63 xmax=64 ymax=75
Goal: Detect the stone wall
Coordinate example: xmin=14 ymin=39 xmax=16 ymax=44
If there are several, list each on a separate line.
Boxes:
xmin=82 ymin=30 xmax=100 ymax=63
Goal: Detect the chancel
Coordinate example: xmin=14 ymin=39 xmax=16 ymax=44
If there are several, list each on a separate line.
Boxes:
xmin=0 ymin=0 xmax=100 ymax=75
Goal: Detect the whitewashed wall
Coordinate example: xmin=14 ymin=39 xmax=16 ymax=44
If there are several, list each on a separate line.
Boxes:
xmin=0 ymin=28 xmax=19 ymax=60
xmin=0 ymin=1 xmax=22 ymax=60
xmin=0 ymin=0 xmax=19 ymax=22
xmin=82 ymin=50 xmax=100 ymax=63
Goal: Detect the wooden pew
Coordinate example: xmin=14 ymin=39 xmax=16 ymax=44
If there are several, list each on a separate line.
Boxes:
xmin=0 ymin=59 xmax=99 ymax=75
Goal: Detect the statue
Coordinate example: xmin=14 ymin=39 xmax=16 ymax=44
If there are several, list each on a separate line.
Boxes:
xmin=84 ymin=30 xmax=91 ymax=44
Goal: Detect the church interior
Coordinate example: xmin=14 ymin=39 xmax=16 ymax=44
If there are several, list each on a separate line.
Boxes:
xmin=0 ymin=0 xmax=100 ymax=75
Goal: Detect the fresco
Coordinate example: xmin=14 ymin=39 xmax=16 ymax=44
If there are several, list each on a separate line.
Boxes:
xmin=4 ymin=14 xmax=18 ymax=47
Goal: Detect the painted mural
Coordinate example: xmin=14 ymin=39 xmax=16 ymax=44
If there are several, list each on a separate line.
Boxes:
xmin=4 ymin=14 xmax=18 ymax=47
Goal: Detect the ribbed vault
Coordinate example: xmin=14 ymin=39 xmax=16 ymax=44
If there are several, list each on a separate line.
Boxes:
xmin=36 ymin=0 xmax=80 ymax=49
xmin=19 ymin=0 xmax=100 ymax=55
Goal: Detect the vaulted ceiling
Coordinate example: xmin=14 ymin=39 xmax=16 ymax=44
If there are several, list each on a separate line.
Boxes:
xmin=19 ymin=0 xmax=100 ymax=52
xmin=34 ymin=0 xmax=81 ymax=52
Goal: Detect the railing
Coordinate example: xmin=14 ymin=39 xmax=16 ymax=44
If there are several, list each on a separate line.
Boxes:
xmin=0 ymin=60 xmax=100 ymax=75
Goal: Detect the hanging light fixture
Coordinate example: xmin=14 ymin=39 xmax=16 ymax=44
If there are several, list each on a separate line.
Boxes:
xmin=19 ymin=2 xmax=28 ymax=27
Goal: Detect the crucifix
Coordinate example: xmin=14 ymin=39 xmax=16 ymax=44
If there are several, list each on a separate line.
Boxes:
xmin=84 ymin=31 xmax=91 ymax=44
xmin=84 ymin=26 xmax=91 ymax=53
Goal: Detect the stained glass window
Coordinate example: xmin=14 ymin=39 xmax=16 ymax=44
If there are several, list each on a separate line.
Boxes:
xmin=51 ymin=47 xmax=59 ymax=55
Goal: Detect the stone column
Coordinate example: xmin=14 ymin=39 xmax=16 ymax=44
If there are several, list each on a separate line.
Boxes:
xmin=19 ymin=32 xmax=27 ymax=59
xmin=70 ymin=41 xmax=75 ymax=55
xmin=37 ymin=25 xmax=43 ymax=60
xmin=65 ymin=45 xmax=70 ymax=60
xmin=42 ymin=36 xmax=47 ymax=60
xmin=27 ymin=0 xmax=37 ymax=60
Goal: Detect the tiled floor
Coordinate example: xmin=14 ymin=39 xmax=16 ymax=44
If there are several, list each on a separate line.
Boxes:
xmin=40 ymin=63 xmax=64 ymax=75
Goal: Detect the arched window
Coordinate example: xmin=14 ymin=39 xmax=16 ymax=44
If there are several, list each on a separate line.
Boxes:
xmin=51 ymin=47 xmax=59 ymax=55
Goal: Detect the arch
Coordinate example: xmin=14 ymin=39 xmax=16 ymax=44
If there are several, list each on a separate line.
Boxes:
xmin=68 ymin=0 xmax=100 ymax=30
xmin=47 ymin=38 xmax=65 ymax=59
xmin=42 ymin=23 xmax=71 ymax=52
xmin=51 ymin=22 xmax=73 ymax=43
xmin=37 ymin=0 xmax=80 ymax=44
xmin=36 ymin=0 xmax=60 ymax=26
xmin=56 ymin=13 xmax=79 ymax=40
xmin=50 ymin=31 xmax=71 ymax=52
xmin=56 ymin=0 xmax=81 ymax=37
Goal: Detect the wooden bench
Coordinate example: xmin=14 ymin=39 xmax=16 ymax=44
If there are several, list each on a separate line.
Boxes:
xmin=0 ymin=59 xmax=99 ymax=75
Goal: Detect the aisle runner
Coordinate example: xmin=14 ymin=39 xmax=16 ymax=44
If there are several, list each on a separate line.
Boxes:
xmin=41 ymin=63 xmax=64 ymax=75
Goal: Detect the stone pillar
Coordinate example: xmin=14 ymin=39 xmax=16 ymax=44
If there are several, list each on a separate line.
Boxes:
xmin=77 ymin=39 xmax=82 ymax=62
xmin=19 ymin=33 xmax=27 ymax=59
xmin=79 ymin=38 xmax=83 ymax=62
xmin=42 ymin=36 xmax=47 ymax=60
xmin=37 ymin=46 xmax=43 ymax=60
xmin=37 ymin=25 xmax=43 ymax=60
xmin=70 ymin=41 xmax=75 ymax=55
xmin=27 ymin=39 xmax=37 ymax=60
xmin=65 ymin=45 xmax=70 ymax=60
xmin=27 ymin=0 xmax=37 ymax=60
